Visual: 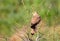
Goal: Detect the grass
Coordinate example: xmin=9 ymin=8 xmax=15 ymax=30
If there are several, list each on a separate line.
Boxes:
xmin=0 ymin=0 xmax=60 ymax=41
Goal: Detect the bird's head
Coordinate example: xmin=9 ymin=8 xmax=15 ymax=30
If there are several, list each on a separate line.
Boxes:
xmin=31 ymin=28 xmax=36 ymax=35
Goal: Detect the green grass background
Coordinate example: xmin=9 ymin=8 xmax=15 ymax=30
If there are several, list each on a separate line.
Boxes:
xmin=0 ymin=0 xmax=60 ymax=41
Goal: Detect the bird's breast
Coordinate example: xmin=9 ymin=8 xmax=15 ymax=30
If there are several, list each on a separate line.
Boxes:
xmin=31 ymin=16 xmax=40 ymax=24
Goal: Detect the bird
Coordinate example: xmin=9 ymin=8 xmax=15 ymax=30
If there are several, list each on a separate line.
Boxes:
xmin=31 ymin=11 xmax=41 ymax=35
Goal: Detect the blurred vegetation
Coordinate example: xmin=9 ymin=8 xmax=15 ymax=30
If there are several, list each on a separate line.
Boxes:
xmin=0 ymin=0 xmax=60 ymax=41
